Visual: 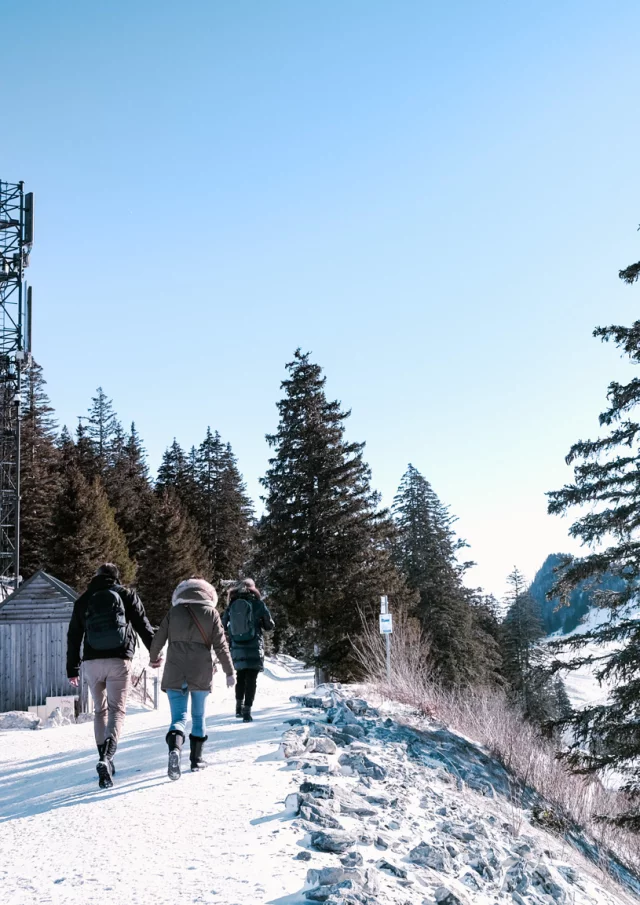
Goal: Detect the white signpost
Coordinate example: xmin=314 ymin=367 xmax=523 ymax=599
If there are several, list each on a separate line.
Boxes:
xmin=380 ymin=596 xmax=392 ymax=681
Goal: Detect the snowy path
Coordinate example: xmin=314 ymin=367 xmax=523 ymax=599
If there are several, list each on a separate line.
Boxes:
xmin=0 ymin=663 xmax=314 ymax=905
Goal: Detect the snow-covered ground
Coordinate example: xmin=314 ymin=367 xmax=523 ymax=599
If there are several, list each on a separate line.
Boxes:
xmin=551 ymin=603 xmax=639 ymax=709
xmin=0 ymin=658 xmax=315 ymax=905
xmin=2 ymin=657 xmax=639 ymax=905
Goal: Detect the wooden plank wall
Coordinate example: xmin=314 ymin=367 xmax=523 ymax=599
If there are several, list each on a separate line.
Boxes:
xmin=0 ymin=621 xmax=73 ymax=712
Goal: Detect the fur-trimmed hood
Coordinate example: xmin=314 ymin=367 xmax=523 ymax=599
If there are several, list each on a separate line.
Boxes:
xmin=171 ymin=578 xmax=218 ymax=608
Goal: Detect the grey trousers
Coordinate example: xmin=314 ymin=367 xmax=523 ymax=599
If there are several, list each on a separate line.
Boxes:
xmin=83 ymin=658 xmax=132 ymax=745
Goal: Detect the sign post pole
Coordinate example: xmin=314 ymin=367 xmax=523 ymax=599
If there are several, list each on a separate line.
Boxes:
xmin=380 ymin=596 xmax=392 ymax=682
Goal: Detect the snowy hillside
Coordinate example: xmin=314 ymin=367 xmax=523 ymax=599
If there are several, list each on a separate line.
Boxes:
xmin=550 ymin=603 xmax=640 ymax=710
xmin=2 ymin=660 xmax=639 ymax=905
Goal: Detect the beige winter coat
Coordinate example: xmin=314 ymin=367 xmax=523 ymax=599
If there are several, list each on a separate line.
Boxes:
xmin=149 ymin=579 xmax=234 ymax=692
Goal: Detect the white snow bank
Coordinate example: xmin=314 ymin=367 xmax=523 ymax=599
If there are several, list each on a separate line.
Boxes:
xmin=0 ymin=711 xmax=40 ymax=731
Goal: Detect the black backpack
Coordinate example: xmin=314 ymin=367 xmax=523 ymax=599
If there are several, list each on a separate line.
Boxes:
xmin=228 ymin=597 xmax=256 ymax=642
xmin=85 ymin=588 xmax=128 ymax=650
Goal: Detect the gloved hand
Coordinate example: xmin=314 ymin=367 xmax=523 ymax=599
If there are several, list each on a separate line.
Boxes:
xmin=226 ymin=674 xmax=236 ymax=688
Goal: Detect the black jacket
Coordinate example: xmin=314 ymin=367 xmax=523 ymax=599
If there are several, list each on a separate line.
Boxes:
xmin=66 ymin=575 xmax=155 ymax=678
xmin=221 ymin=593 xmax=275 ymax=672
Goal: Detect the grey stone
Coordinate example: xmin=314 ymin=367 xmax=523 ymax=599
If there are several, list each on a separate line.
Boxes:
xmin=340 ymin=852 xmax=364 ymax=868
xmin=300 ymin=780 xmax=334 ymax=799
xmin=533 ymin=865 xmax=566 ymax=903
xmin=434 ymin=886 xmax=468 ymax=905
xmin=408 ymin=842 xmax=449 ymax=872
xmin=339 ymin=724 xmax=366 ymax=740
xmin=344 ymin=698 xmax=369 ymax=715
xmin=310 ymin=831 xmax=356 ymax=854
xmin=461 ymin=872 xmax=482 ymax=890
xmin=339 ymin=753 xmax=387 ymax=781
xmin=305 ymin=736 xmax=338 ymax=755
xmin=291 ymin=694 xmax=331 ymax=709
xmin=339 ymin=796 xmax=378 ymax=818
xmin=301 ymin=804 xmax=344 ymax=831
xmin=377 ymin=860 xmax=407 ymax=879
xmin=375 ymin=835 xmax=389 ymax=850
xmin=296 ymin=851 xmax=313 ymax=861
xmin=306 ymin=880 xmax=359 ymax=901
xmin=365 ymin=793 xmax=391 ymax=808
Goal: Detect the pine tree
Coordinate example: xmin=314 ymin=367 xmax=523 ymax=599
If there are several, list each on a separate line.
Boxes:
xmin=217 ymin=442 xmax=254 ymax=579
xmin=136 ymin=490 xmax=210 ymax=625
xmin=86 ymin=387 xmax=120 ymax=475
xmin=156 ymin=439 xmax=200 ymax=516
xmin=47 ymin=465 xmax=135 ymax=590
xmin=194 ymin=429 xmax=254 ymax=583
xmin=501 ymin=568 xmax=546 ymax=715
xmin=392 ymin=464 xmax=483 ymax=686
xmin=104 ymin=423 xmax=155 ymax=562
xmin=255 ymin=350 xmax=412 ymax=678
xmin=546 ymin=255 xmax=640 ymax=827
xmin=19 ymin=361 xmax=60 ymax=577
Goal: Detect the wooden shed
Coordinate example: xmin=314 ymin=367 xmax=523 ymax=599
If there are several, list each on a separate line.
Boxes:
xmin=0 ymin=571 xmax=78 ymax=713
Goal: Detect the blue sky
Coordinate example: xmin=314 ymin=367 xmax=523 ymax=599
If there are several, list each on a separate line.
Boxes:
xmin=3 ymin=0 xmax=640 ymax=597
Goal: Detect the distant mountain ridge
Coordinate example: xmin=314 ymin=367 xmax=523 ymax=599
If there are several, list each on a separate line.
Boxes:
xmin=528 ymin=553 xmax=625 ymax=635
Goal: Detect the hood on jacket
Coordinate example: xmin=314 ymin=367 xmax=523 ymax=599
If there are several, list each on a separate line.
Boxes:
xmin=172 ymin=578 xmax=218 ymax=608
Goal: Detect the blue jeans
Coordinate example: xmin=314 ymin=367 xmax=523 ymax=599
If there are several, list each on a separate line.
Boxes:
xmin=167 ymin=686 xmax=210 ymax=738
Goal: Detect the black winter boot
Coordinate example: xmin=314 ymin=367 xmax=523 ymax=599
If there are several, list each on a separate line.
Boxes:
xmin=166 ymin=730 xmax=185 ymax=781
xmin=97 ymin=742 xmax=116 ymax=776
xmin=96 ymin=736 xmax=117 ymax=789
xmin=189 ymin=734 xmax=208 ymax=771
xmin=235 ymin=701 xmax=243 ymax=718
xmin=242 ymin=706 xmax=253 ymax=723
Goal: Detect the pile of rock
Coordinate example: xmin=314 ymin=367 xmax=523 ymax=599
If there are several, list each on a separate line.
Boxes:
xmin=277 ymin=685 xmax=635 ymax=905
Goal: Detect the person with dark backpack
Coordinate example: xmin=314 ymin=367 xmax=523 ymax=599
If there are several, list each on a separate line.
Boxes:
xmin=222 ymin=579 xmax=274 ymax=722
xmin=66 ymin=563 xmax=155 ymax=790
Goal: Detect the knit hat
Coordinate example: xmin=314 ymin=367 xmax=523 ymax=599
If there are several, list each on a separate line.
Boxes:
xmin=171 ymin=578 xmax=218 ymax=607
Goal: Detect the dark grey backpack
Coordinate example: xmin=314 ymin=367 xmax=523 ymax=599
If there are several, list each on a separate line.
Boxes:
xmin=85 ymin=589 xmax=127 ymax=650
xmin=228 ymin=598 xmax=255 ymax=642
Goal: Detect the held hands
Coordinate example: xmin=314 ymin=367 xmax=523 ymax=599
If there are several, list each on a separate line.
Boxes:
xmin=226 ymin=674 xmax=236 ymax=688
xmin=149 ymin=658 xmax=163 ymax=669
xmin=69 ymin=677 xmax=79 ymax=687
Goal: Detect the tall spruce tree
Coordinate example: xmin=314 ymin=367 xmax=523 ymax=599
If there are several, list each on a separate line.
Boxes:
xmin=86 ymin=387 xmax=120 ymax=475
xmin=547 ymin=255 xmax=640 ymax=827
xmin=156 ymin=439 xmax=200 ymax=516
xmin=195 ymin=429 xmax=253 ymax=583
xmin=255 ymin=350 xmax=411 ymax=678
xmin=47 ymin=464 xmax=135 ymax=590
xmin=19 ymin=361 xmax=60 ymax=577
xmin=105 ymin=423 xmax=155 ymax=562
xmin=501 ymin=568 xmax=546 ymax=716
xmin=393 ymin=464 xmax=485 ymax=686
xmin=137 ymin=489 xmax=210 ymax=625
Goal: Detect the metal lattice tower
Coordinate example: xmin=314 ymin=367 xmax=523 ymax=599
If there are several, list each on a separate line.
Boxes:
xmin=0 ymin=180 xmax=33 ymax=590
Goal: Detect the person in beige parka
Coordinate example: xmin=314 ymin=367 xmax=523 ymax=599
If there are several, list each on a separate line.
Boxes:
xmin=149 ymin=577 xmax=235 ymax=780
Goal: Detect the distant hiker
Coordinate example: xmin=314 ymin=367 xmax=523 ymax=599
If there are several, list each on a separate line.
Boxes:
xmin=222 ymin=578 xmax=275 ymax=722
xmin=67 ymin=563 xmax=155 ymax=790
xmin=149 ymin=578 xmax=235 ymax=780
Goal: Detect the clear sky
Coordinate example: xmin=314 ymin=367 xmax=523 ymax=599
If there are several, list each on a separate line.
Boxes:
xmin=3 ymin=0 xmax=640 ymax=598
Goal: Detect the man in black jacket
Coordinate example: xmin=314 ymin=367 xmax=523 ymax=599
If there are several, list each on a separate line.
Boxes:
xmin=67 ymin=563 xmax=155 ymax=789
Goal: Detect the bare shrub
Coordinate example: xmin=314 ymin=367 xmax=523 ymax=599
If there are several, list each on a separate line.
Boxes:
xmin=352 ymin=619 xmax=640 ymax=878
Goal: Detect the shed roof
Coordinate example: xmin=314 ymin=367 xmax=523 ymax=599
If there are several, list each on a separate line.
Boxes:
xmin=0 ymin=571 xmax=78 ymax=623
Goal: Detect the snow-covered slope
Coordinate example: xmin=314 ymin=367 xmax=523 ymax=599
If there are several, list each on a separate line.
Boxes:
xmin=551 ymin=603 xmax=640 ymax=709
